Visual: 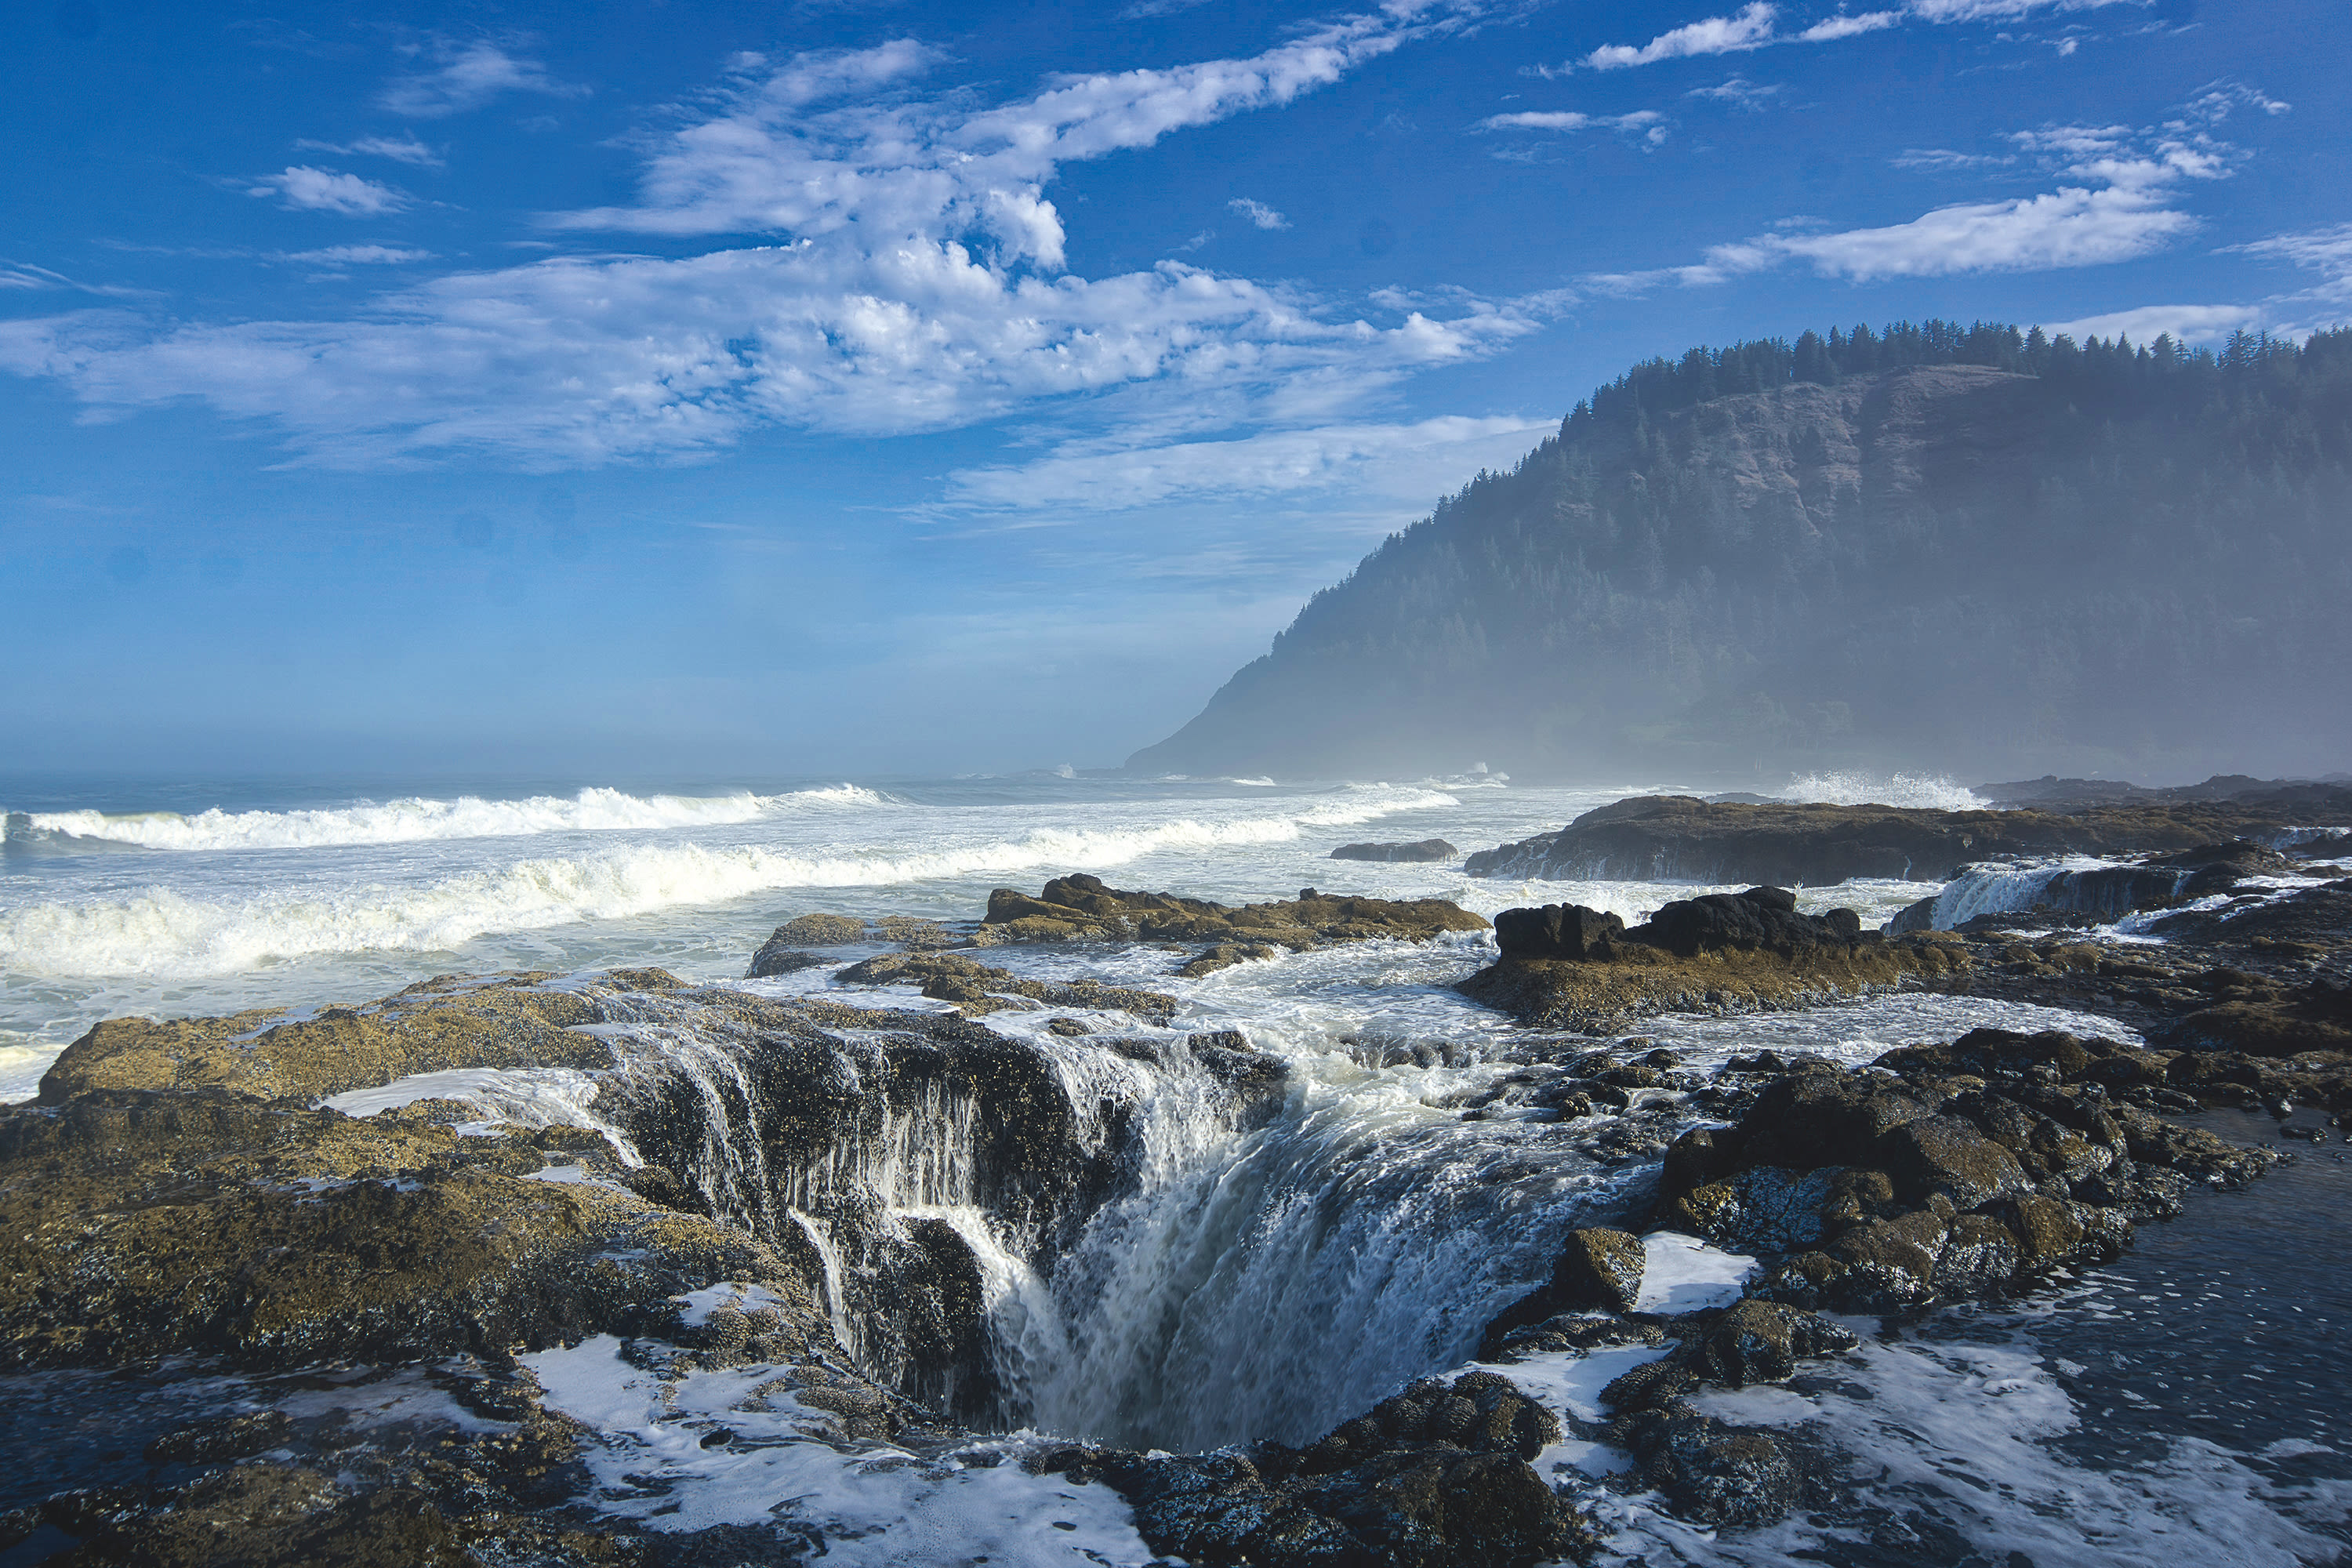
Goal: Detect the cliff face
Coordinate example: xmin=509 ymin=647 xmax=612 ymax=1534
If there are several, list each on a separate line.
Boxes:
xmin=1130 ymin=339 xmax=2352 ymax=782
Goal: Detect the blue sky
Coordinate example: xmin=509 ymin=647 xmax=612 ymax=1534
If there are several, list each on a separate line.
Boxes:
xmin=2 ymin=0 xmax=2343 ymax=778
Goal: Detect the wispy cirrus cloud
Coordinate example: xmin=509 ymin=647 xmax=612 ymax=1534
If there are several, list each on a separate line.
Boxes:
xmin=282 ymin=245 xmax=435 ymax=265
xmin=0 ymin=9 xmax=1541 ymax=469
xmin=1558 ymin=0 xmax=2123 ymax=74
xmin=1588 ymin=96 xmax=2258 ymax=290
xmin=1478 ymin=108 xmax=1665 ymax=140
xmin=945 ymin=414 xmax=1552 ymax=514
xmin=2038 ymin=303 xmax=2258 ymax=343
xmin=1686 ymin=74 xmax=1780 ymax=107
xmin=247 ymin=166 xmax=409 ymax=215
xmin=1228 ymin=198 xmax=1290 ymax=230
xmin=1892 ymin=145 xmax=2016 ymax=169
xmin=2037 ymin=220 xmax=2352 ymax=351
xmin=379 ymin=39 xmax=587 ymax=118
xmin=294 ymin=133 xmax=444 ymax=167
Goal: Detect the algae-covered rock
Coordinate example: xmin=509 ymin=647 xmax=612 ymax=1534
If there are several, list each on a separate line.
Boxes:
xmin=0 ymin=1087 xmax=822 ymax=1371
xmin=831 ymin=949 xmax=1180 ymax=1022
xmin=977 ymin=873 xmax=1488 ymax=972
xmin=35 ymin=972 xmax=630 ymax=1105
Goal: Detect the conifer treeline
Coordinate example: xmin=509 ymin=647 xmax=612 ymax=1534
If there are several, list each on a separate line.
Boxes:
xmin=1567 ymin=320 xmax=2349 ymax=444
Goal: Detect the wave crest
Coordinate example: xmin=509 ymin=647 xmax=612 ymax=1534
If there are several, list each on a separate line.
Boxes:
xmin=1777 ymin=771 xmax=1987 ymax=811
xmin=11 ymin=784 xmax=890 ymax=853
xmin=0 ymin=789 xmax=1457 ymax=978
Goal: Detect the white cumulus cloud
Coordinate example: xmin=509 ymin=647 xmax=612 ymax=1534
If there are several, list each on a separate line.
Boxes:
xmin=0 ymin=9 xmax=1538 ymax=470
xmin=1584 ymin=3 xmax=1777 ymax=68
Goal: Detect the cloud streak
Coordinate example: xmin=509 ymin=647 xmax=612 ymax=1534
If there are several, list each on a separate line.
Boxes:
xmin=1479 ymin=108 xmax=1664 ymax=135
xmin=1568 ymin=0 xmax=2118 ymax=73
xmin=248 ymin=167 xmax=409 ymax=215
xmin=945 ymin=415 xmax=1552 ymax=513
xmin=379 ymin=40 xmax=588 ymax=118
xmin=1228 ymin=198 xmax=1290 ymax=230
xmin=1590 ymin=107 xmax=2249 ymax=289
xmin=295 ymin=134 xmax=445 ymax=167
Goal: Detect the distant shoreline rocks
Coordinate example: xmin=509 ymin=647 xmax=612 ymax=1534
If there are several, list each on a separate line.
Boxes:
xmin=1329 ymin=838 xmax=1457 ymax=862
xmin=1465 ymin=783 xmax=2352 ymax=887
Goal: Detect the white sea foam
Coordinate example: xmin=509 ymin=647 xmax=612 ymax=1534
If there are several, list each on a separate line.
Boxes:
xmin=1927 ymin=854 xmax=2151 ymax=928
xmin=1777 ymin=771 xmax=1987 ymax=810
xmin=1644 ymin=1330 xmax=2352 ymax=1568
xmin=16 ymin=784 xmax=887 ymax=853
xmin=524 ymin=1335 xmax=1156 ymax=1564
xmin=321 ymin=1065 xmax=640 ymax=1160
xmin=0 ymin=789 xmax=1459 ymax=979
xmin=1633 ymin=1232 xmax=1756 ymax=1313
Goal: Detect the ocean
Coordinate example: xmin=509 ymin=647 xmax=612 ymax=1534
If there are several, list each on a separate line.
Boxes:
xmin=2 ymin=768 xmax=2342 ymax=1566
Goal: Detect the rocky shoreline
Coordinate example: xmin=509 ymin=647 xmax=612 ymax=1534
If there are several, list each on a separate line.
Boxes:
xmin=3 ymin=818 xmax=2350 ymax=1565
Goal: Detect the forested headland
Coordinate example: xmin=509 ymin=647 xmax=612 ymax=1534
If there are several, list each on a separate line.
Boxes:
xmin=1130 ymin=321 xmax=2352 ymax=782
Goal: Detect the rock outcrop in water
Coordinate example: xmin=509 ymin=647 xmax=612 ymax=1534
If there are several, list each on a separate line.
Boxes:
xmin=976 ymin=873 xmax=1489 ymax=975
xmin=1329 ymin=838 xmax=1457 ymax=862
xmin=1465 ymin=791 xmax=2352 ymax=887
xmin=1460 ymin=885 xmax=1967 ymax=1031
xmin=1642 ymin=1032 xmax=2280 ymax=1315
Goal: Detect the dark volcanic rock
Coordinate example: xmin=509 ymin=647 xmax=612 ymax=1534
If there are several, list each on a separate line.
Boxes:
xmin=1462 ymin=887 xmax=1963 ymax=1031
xmin=973 ymin=873 xmax=1489 ymax=973
xmin=1633 ymin=1030 xmax=2298 ymax=1315
xmin=1479 ymin=1227 xmax=1646 ymax=1354
xmin=746 ymin=944 xmax=828 ymax=978
xmin=1681 ymin=1300 xmax=1860 ymax=1388
xmin=1330 ymin=838 xmax=1458 ymax=862
xmin=1040 ymin=1370 xmax=1588 ymax=1568
xmin=1609 ymin=1410 xmax=1818 ymax=1527
xmin=1493 ymin=903 xmax=1625 ymax=960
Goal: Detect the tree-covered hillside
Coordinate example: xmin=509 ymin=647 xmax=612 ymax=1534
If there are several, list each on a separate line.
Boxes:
xmin=1130 ymin=321 xmax=2352 ymax=782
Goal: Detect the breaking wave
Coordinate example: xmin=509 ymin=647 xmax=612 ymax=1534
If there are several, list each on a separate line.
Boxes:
xmin=9 ymin=784 xmax=889 ymax=853
xmin=0 ymin=789 xmax=1457 ymax=978
xmin=1777 ymin=771 xmax=1987 ymax=811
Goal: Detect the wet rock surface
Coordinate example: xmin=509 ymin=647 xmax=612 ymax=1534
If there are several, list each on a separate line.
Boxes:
xmin=1329 ymin=838 xmax=1458 ymax=862
xmin=1462 ymin=885 xmax=1966 ymax=1031
xmin=1642 ymin=1032 xmax=2280 ymax=1316
xmin=0 ymin=952 xmax=1291 ymax=1564
xmin=1036 ymin=1370 xmax=1590 ymax=1567
xmin=973 ymin=873 xmax=1489 ymax=973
